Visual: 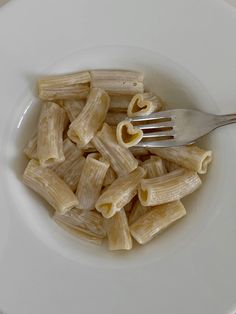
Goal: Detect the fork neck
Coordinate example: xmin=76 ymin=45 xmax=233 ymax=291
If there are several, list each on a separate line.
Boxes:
xmin=214 ymin=113 xmax=236 ymax=127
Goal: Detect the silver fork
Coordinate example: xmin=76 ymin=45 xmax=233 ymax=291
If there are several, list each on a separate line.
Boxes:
xmin=128 ymin=109 xmax=236 ymax=147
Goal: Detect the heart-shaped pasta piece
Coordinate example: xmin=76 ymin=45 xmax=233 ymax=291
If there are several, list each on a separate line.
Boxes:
xmin=116 ymin=120 xmax=143 ymax=148
xmin=127 ymin=92 xmax=164 ymax=117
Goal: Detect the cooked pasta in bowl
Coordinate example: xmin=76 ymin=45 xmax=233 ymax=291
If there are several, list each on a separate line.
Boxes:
xmin=22 ymin=68 xmax=212 ymax=251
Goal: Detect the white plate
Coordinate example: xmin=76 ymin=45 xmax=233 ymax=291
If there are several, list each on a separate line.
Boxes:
xmin=0 ymin=1 xmax=236 ymax=313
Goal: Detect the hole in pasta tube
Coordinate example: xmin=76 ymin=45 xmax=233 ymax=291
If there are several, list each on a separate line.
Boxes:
xmin=138 ymin=188 xmax=148 ymax=203
xmin=99 ymin=203 xmax=113 ymax=217
xmin=121 ymin=125 xmax=140 ymax=144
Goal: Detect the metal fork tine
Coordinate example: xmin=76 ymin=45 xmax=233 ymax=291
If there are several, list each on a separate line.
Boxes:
xmin=142 ymin=130 xmax=175 ymax=138
xmin=128 ymin=110 xmax=172 ymax=122
xmin=135 ymin=139 xmax=177 ymax=148
xmin=136 ymin=121 xmax=174 ymax=130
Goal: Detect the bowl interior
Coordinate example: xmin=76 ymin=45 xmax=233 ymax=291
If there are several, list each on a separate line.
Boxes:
xmin=5 ymin=46 xmax=229 ymax=268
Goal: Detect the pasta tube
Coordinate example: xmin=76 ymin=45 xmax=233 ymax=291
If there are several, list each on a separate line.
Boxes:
xmin=138 ymin=168 xmax=202 ymax=206
xmin=54 ymin=208 xmax=106 ymax=238
xmin=128 ymin=199 xmax=150 ymax=225
xmin=23 ymin=132 xmax=38 ymax=159
xmin=76 ymin=153 xmax=109 ymax=210
xmin=105 ymin=112 xmax=127 ymax=126
xmin=92 ymin=123 xmax=138 ymax=176
xmin=103 ymin=166 xmax=117 ymax=187
xmin=63 ymin=99 xmax=85 ymax=122
xmin=129 ymin=147 xmax=149 ymax=157
xmin=150 ymin=145 xmax=212 ymax=174
xmin=38 ymin=71 xmax=90 ymax=101
xmin=105 ymin=208 xmax=132 ymax=250
xmin=142 ymin=156 xmax=167 ymax=178
xmin=164 ymin=160 xmax=180 ymax=172
xmin=109 ymin=95 xmax=132 ymax=112
xmin=129 ymin=201 xmax=186 ymax=244
xmin=127 ymin=92 xmax=164 ymax=117
xmin=116 ymin=120 xmax=143 ymax=148
xmin=90 ymin=70 xmax=144 ymax=95
xmin=96 ymin=167 xmax=146 ymax=218
xmin=37 ymin=102 xmax=67 ymax=167
xmin=23 ymin=159 xmax=78 ymax=214
xmin=51 ymin=139 xmax=85 ymax=191
xmin=68 ymin=88 xmax=110 ymax=147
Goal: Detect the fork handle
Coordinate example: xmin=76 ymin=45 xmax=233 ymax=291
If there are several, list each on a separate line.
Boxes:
xmin=214 ymin=113 xmax=236 ymax=127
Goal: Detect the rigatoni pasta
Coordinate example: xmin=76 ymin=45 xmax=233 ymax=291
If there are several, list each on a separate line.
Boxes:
xmin=130 ymin=201 xmax=186 ymax=244
xmin=150 ymin=145 xmax=212 ymax=174
xmin=23 ymin=159 xmax=78 ymax=214
xmin=90 ymin=70 xmax=144 ymax=95
xmin=38 ymin=71 xmax=90 ymax=101
xmin=68 ymin=88 xmax=110 ymax=147
xmin=138 ymin=168 xmax=202 ymax=206
xmin=76 ymin=153 xmax=109 ymax=210
xmin=92 ymin=123 xmax=138 ymax=176
xmin=127 ymin=92 xmax=164 ymax=117
xmin=105 ymin=208 xmax=132 ymax=250
xmin=116 ymin=120 xmax=143 ymax=148
xmin=96 ymin=167 xmax=146 ymax=218
xmin=37 ymin=102 xmax=67 ymax=167
xmin=22 ymin=68 xmax=213 ymax=251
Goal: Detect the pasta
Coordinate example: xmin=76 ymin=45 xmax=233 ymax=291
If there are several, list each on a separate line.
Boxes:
xmin=138 ymin=168 xmax=202 ymax=206
xmin=23 ymin=159 xmax=78 ymax=214
xmin=92 ymin=123 xmax=138 ymax=176
xmin=37 ymin=102 xmax=67 ymax=167
xmin=96 ymin=167 xmax=146 ymax=218
xmin=68 ymin=88 xmax=110 ymax=147
xmin=128 ymin=199 xmax=150 ymax=225
xmin=105 ymin=208 xmax=132 ymax=250
xmin=38 ymin=71 xmax=90 ymax=101
xmin=116 ymin=120 xmax=143 ymax=148
xmin=23 ymin=132 xmax=38 ymax=159
xmin=150 ymin=145 xmax=212 ymax=174
xmin=22 ymin=67 xmax=213 ymax=251
xmin=129 ymin=201 xmax=186 ymax=244
xmin=142 ymin=156 xmax=167 ymax=178
xmin=76 ymin=153 xmax=109 ymax=210
xmin=51 ymin=139 xmax=85 ymax=191
xmin=90 ymin=70 xmax=144 ymax=95
xmin=63 ymin=99 xmax=85 ymax=122
xmin=127 ymin=92 xmax=164 ymax=117
xmin=109 ymin=95 xmax=132 ymax=112
xmin=54 ymin=208 xmax=106 ymax=240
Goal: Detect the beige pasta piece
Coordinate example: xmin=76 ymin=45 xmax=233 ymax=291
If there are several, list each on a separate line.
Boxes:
xmin=109 ymin=95 xmax=132 ymax=112
xmin=138 ymin=168 xmax=202 ymax=206
xmin=164 ymin=160 xmax=180 ymax=172
xmin=23 ymin=159 xmax=78 ymax=214
xmin=105 ymin=112 xmax=127 ymax=126
xmin=51 ymin=139 xmax=85 ymax=191
xmin=38 ymin=71 xmax=90 ymax=101
xmin=116 ymin=120 xmax=143 ymax=148
xmin=150 ymin=145 xmax=212 ymax=174
xmin=129 ymin=147 xmax=149 ymax=157
xmin=92 ymin=123 xmax=138 ymax=176
xmin=76 ymin=153 xmax=109 ymax=210
xmin=130 ymin=201 xmax=186 ymax=244
xmin=127 ymin=92 xmax=164 ymax=117
xmin=142 ymin=156 xmax=167 ymax=178
xmin=90 ymin=70 xmax=144 ymax=95
xmin=37 ymin=102 xmax=67 ymax=167
xmin=23 ymin=132 xmax=38 ymax=159
xmin=96 ymin=167 xmax=146 ymax=218
xmin=54 ymin=220 xmax=103 ymax=245
xmin=63 ymin=99 xmax=85 ymax=122
xmin=68 ymin=88 xmax=110 ymax=147
xmin=105 ymin=208 xmax=132 ymax=250
xmin=54 ymin=208 xmax=106 ymax=238
xmin=103 ymin=166 xmax=117 ymax=187
xmin=128 ymin=199 xmax=150 ymax=225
